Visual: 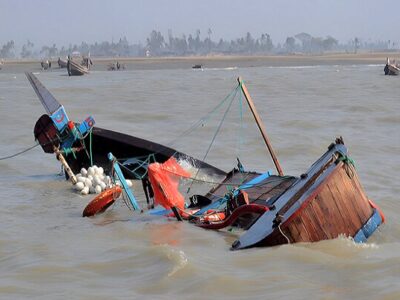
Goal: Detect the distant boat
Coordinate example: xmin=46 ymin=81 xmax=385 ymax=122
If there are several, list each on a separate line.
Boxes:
xmin=40 ymin=60 xmax=51 ymax=70
xmin=107 ymin=61 xmax=125 ymax=71
xmin=384 ymin=58 xmax=399 ymax=75
xmin=192 ymin=64 xmax=203 ymax=69
xmin=58 ymin=57 xmax=68 ymax=68
xmin=67 ymin=60 xmax=89 ymax=76
xmin=67 ymin=54 xmax=92 ymax=76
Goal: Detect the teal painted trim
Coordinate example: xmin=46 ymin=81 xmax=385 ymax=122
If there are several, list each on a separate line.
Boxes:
xmin=194 ymin=171 xmax=271 ymax=216
xmin=148 ymin=206 xmax=172 ymax=216
xmin=108 ymin=153 xmax=140 ymax=211
xmin=353 ymin=209 xmax=382 ymax=243
xmin=238 ymin=171 xmax=271 ymax=190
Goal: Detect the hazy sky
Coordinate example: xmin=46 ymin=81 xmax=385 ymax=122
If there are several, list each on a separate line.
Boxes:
xmin=0 ymin=0 xmax=398 ymax=47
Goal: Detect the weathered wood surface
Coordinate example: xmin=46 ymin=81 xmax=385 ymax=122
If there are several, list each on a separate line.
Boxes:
xmin=281 ymin=162 xmax=373 ymax=243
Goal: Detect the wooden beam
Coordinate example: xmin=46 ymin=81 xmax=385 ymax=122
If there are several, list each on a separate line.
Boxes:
xmin=54 ymin=146 xmax=77 ymax=184
xmin=237 ymin=77 xmax=284 ymax=176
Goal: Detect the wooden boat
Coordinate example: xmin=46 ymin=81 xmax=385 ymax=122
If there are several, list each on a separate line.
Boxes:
xmin=58 ymin=57 xmax=68 ymax=68
xmin=107 ymin=61 xmax=125 ymax=71
xmin=27 ymin=72 xmax=225 ymax=180
xmin=192 ymin=64 xmax=203 ymax=69
xmin=384 ymin=58 xmax=400 ymax=75
xmin=27 ymin=71 xmax=383 ymax=249
xmin=67 ymin=59 xmax=89 ymax=76
xmin=41 ymin=60 xmax=51 ymax=70
xmin=108 ymin=77 xmax=383 ymax=250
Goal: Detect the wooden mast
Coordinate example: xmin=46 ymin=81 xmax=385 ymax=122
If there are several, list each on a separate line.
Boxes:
xmin=237 ymin=77 xmax=284 ymax=176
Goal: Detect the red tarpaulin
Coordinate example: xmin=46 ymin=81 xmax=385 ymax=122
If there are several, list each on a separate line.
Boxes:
xmin=147 ymin=157 xmax=191 ymax=211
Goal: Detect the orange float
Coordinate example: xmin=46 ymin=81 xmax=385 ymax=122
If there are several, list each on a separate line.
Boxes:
xmin=82 ymin=186 xmax=122 ymax=217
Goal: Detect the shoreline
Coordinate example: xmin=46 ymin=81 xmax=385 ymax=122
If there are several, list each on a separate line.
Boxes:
xmin=1 ymin=51 xmax=399 ymax=70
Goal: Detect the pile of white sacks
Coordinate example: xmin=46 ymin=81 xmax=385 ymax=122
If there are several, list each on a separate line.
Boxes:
xmin=73 ymin=165 xmax=132 ymax=195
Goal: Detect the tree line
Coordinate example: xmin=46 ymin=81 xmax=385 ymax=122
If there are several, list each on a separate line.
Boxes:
xmin=0 ymin=30 xmax=397 ymax=59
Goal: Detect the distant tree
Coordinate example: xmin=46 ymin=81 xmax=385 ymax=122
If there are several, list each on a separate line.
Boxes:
xmin=322 ymin=36 xmax=338 ymax=51
xmin=40 ymin=44 xmax=58 ymax=58
xmin=295 ymin=32 xmax=312 ymax=52
xmin=187 ymin=34 xmax=194 ymax=52
xmin=284 ymin=36 xmax=296 ymax=53
xmin=48 ymin=44 xmax=58 ymax=57
xmin=146 ymin=30 xmax=165 ymax=55
xmin=195 ymin=29 xmax=201 ymax=51
xmin=354 ymin=37 xmax=360 ymax=53
xmin=0 ymin=40 xmax=15 ymax=58
xmin=20 ymin=40 xmax=34 ymax=58
xmin=259 ymin=33 xmax=273 ymax=52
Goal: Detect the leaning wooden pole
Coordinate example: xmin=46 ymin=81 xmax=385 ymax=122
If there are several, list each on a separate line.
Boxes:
xmin=238 ymin=77 xmax=284 ymax=176
xmin=54 ymin=146 xmax=77 ymax=184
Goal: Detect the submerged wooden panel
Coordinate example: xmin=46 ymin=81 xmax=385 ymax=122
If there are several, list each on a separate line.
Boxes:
xmin=282 ymin=162 xmax=373 ymax=244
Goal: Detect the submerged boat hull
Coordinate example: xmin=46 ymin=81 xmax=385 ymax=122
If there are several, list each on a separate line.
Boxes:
xmin=65 ymin=126 xmax=226 ymax=179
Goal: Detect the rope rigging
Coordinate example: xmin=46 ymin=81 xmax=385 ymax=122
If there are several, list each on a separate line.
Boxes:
xmin=0 ymin=142 xmax=41 ymax=160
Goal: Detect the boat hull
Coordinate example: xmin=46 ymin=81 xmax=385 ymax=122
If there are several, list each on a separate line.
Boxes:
xmin=67 ymin=60 xmax=89 ymax=76
xmin=64 ymin=126 xmax=226 ymax=179
xmin=265 ymin=162 xmax=374 ymax=246
xmin=385 ymin=64 xmax=399 ymax=75
xmin=232 ymin=141 xmax=382 ymax=249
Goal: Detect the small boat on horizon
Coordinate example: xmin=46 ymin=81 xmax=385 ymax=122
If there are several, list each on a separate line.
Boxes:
xmin=192 ymin=64 xmax=203 ymax=69
xmin=107 ymin=61 xmax=125 ymax=71
xmin=67 ymin=53 xmax=92 ymax=76
xmin=58 ymin=57 xmax=68 ymax=68
xmin=384 ymin=57 xmax=399 ymax=75
xmin=40 ymin=60 xmax=51 ymax=70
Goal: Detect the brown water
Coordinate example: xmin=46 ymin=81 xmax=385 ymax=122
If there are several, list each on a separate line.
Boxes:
xmin=0 ymin=61 xmax=399 ymax=299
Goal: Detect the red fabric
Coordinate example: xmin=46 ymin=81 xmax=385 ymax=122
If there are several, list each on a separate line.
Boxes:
xmin=148 ymin=157 xmax=191 ymax=210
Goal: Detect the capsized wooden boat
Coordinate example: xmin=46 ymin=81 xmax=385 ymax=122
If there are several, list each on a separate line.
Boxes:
xmin=27 ymin=72 xmax=226 ymax=180
xmin=384 ymin=58 xmax=400 ymax=75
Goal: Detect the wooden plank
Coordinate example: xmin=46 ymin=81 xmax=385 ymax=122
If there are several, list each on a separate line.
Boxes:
xmin=314 ymin=186 xmax=347 ymax=238
xmin=327 ymin=183 xmax=359 ymax=235
xmin=336 ymin=166 xmax=366 ymax=226
xmin=325 ymin=181 xmax=354 ymax=236
xmin=323 ymin=170 xmax=355 ymax=233
xmin=337 ymin=165 xmax=371 ymax=223
xmin=328 ymin=173 xmax=363 ymax=233
xmin=288 ymin=215 xmax=312 ymax=242
xmin=319 ymin=182 xmax=351 ymax=236
xmin=286 ymin=220 xmax=301 ymax=242
xmin=303 ymin=201 xmax=329 ymax=240
xmin=299 ymin=205 xmax=324 ymax=242
xmin=309 ymin=196 xmax=334 ymax=239
xmin=349 ymin=170 xmax=373 ymax=217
